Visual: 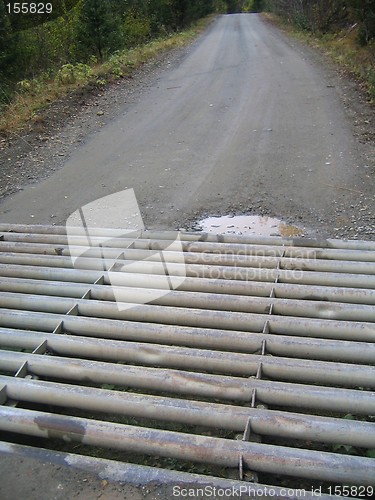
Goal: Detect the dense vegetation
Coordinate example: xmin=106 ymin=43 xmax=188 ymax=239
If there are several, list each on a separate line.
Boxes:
xmin=0 ymin=0 xmax=227 ymax=104
xmin=1 ymin=0 xmax=373 ymax=124
xmin=244 ymin=0 xmax=375 ymax=45
xmin=2 ymin=0 xmax=373 ymax=93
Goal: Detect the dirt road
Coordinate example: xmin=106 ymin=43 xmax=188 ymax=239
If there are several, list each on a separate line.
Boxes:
xmin=0 ymin=13 xmax=374 ymax=499
xmin=0 ymin=14 xmax=374 ymax=238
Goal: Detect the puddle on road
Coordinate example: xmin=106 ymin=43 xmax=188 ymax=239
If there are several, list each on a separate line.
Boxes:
xmin=197 ymin=215 xmax=304 ymax=237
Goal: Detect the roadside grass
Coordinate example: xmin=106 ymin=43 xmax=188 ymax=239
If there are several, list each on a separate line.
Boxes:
xmin=263 ymin=13 xmax=375 ymax=103
xmin=0 ymin=17 xmax=213 ymax=136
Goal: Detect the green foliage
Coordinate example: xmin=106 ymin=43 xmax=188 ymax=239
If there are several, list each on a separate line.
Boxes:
xmin=294 ymin=12 xmax=311 ymax=31
xmin=1 ymin=1 xmax=83 ymax=84
xmin=58 ymin=63 xmax=92 ymax=84
xmin=122 ymin=9 xmax=152 ymax=47
xmin=331 ymin=414 xmax=375 ymax=457
xmin=226 ymin=0 xmax=243 ymax=13
xmin=1 ymin=0 xmax=224 ymax=110
xmin=265 ymin=0 xmax=375 ymax=39
xmin=42 ymin=7 xmax=80 ymax=66
xmin=5 ymin=0 xmax=80 ymax=31
xmin=108 ymin=53 xmax=125 ymax=78
xmin=0 ymin=1 xmax=14 ymax=75
xmin=78 ymin=0 xmax=122 ymax=60
xmin=247 ymin=0 xmax=265 ymax=12
xmin=349 ymin=0 xmax=375 ymax=45
xmin=367 ymin=66 xmax=375 ymax=99
xmin=16 ymin=78 xmax=43 ymax=95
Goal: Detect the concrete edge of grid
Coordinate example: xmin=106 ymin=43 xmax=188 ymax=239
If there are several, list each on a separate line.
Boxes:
xmin=0 ymin=441 xmax=342 ymax=500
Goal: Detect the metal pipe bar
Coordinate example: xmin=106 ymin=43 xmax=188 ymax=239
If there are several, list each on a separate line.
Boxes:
xmin=0 ymin=327 xmax=373 ymax=387
xmin=0 ymin=241 xmax=126 ymax=258
xmin=3 ymin=237 xmax=375 ymax=263
xmin=0 ymin=351 xmax=374 ymax=414
xmin=2 ymin=277 xmax=375 ymax=322
xmin=2 ymin=223 xmax=375 ymax=250
xmin=0 ymin=277 xmax=95 ymax=299
xmin=1 ymin=375 xmax=374 ymax=448
xmin=2 ymin=263 xmax=375 ymax=306
xmin=0 ymin=325 xmax=371 ymax=387
xmin=1 ymin=307 xmax=375 ymax=352
xmin=2 ymin=224 xmax=375 ymax=489
xmin=2 ymin=292 xmax=375 ymax=343
xmin=0 ymin=406 xmax=374 ymax=484
xmin=0 ymin=263 xmax=103 ymax=284
xmin=2 ymin=251 xmax=375 ymax=290
xmin=2 ymin=324 xmax=375 ymax=366
xmin=0 ymin=278 xmax=375 ymax=321
xmin=2 ymin=242 xmax=375 ymax=275
xmin=0 ymin=240 xmax=373 ymax=274
xmin=113 ymin=262 xmax=375 ymax=289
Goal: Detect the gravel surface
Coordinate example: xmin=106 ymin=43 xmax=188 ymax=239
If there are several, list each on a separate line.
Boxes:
xmin=0 ymin=47 xmax=190 ymax=206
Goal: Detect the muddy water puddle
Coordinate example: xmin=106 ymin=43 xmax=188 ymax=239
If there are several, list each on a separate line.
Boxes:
xmin=197 ymin=215 xmax=304 ymax=237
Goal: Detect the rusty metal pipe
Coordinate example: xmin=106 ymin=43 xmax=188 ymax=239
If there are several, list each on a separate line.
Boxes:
xmin=0 ymin=327 xmax=373 ymax=388
xmin=1 ymin=324 xmax=375 ymax=366
xmin=0 ymin=351 xmax=374 ymax=415
xmin=1 ymin=375 xmax=374 ymax=448
xmin=2 ymin=292 xmax=375 ymax=344
xmin=2 ymin=224 xmax=375 ymax=488
xmin=1 ymin=306 xmax=375 ymax=354
xmin=0 ymin=406 xmax=374 ymax=484
xmin=2 ymin=277 xmax=375 ymax=322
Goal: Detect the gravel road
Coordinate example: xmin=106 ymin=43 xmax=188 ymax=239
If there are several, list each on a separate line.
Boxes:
xmin=0 ymin=13 xmax=374 ymax=239
xmin=0 ymin=12 xmax=374 ymax=498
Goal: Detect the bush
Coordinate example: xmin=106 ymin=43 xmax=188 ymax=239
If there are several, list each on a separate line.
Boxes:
xmin=78 ymin=0 xmax=122 ymax=60
xmin=122 ymin=11 xmax=152 ymax=47
xmin=349 ymin=0 xmax=375 ymax=44
xmin=58 ymin=63 xmax=92 ymax=84
xmin=293 ymin=12 xmax=311 ymax=31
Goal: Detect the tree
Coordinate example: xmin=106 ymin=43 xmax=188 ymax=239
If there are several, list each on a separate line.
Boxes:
xmin=0 ymin=0 xmax=223 ymax=107
xmin=4 ymin=0 xmax=80 ymax=31
xmin=168 ymin=0 xmax=218 ymax=27
xmin=265 ymin=1 xmax=348 ymax=32
xmin=0 ymin=1 xmax=15 ymax=77
xmin=348 ymin=0 xmax=375 ymax=44
xmin=78 ymin=0 xmax=122 ymax=59
xmin=226 ymin=0 xmax=243 ymax=13
xmin=252 ymin=0 xmax=265 ymax=12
